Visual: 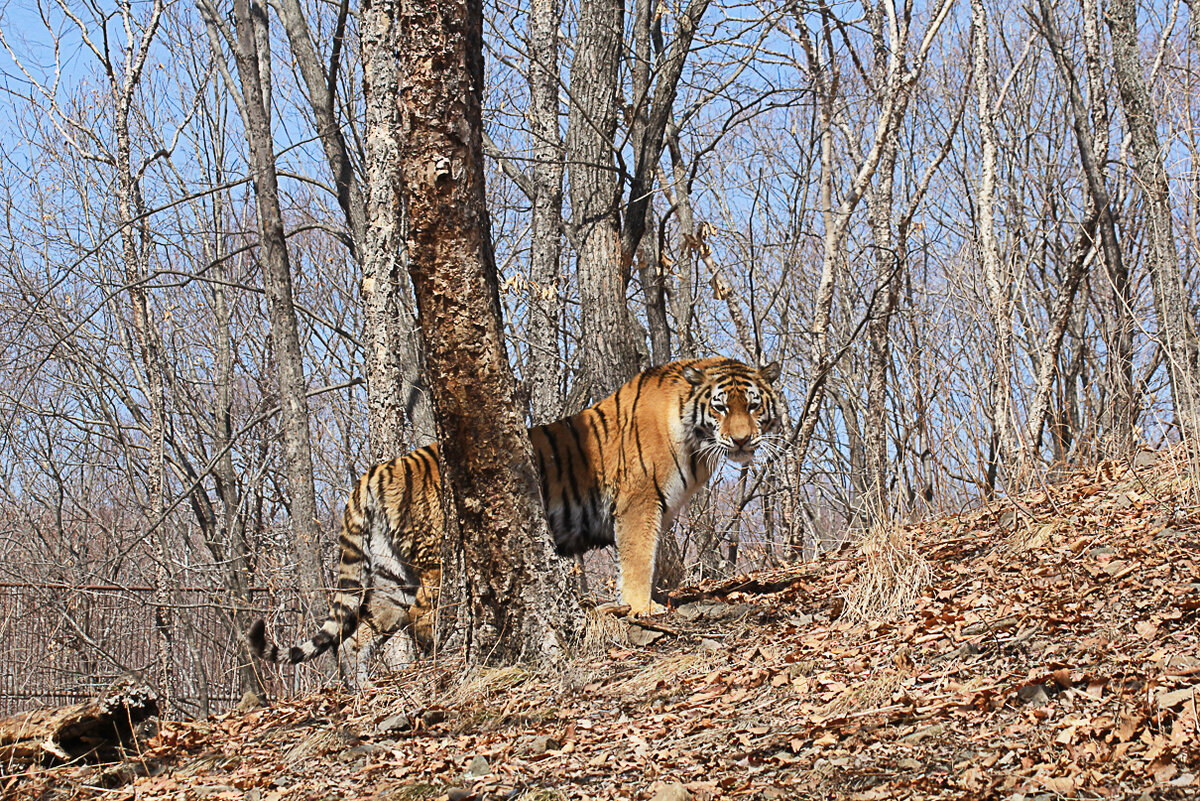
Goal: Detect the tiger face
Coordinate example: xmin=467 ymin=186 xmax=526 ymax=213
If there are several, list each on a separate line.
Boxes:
xmin=683 ymin=360 xmax=783 ymax=466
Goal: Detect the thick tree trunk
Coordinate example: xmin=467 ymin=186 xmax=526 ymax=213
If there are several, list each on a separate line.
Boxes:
xmin=397 ymin=0 xmax=582 ymax=664
xmin=229 ymin=0 xmax=325 ymax=613
xmin=566 ymin=0 xmax=645 ymax=404
xmin=1108 ymin=0 xmax=1200 ymax=443
xmin=361 ymin=0 xmax=437 ymax=454
xmin=526 ymin=0 xmax=565 ymax=423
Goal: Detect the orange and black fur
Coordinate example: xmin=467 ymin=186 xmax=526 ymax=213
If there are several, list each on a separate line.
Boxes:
xmin=249 ymin=358 xmax=783 ymax=681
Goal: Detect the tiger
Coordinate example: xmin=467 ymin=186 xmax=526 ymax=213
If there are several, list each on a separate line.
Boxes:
xmin=249 ymin=357 xmax=783 ymax=682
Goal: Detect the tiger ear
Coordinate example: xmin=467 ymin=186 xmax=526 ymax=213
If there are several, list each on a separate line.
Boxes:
xmin=759 ymin=361 xmax=782 ymax=383
xmin=682 ymin=364 xmax=707 ymax=386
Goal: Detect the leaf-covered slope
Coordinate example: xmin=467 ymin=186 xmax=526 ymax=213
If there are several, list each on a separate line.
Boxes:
xmin=9 ymin=450 xmax=1200 ymax=800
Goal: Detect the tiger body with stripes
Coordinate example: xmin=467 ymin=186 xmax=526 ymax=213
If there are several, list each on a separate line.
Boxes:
xmin=250 ymin=358 xmax=783 ymax=680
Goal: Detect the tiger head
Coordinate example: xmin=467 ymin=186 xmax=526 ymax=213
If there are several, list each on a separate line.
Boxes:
xmin=683 ymin=359 xmax=784 ymax=465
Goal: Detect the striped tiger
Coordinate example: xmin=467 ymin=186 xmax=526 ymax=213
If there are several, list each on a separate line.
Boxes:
xmin=249 ymin=357 xmax=783 ymax=682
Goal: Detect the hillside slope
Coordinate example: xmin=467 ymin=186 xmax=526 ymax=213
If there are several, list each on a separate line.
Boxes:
xmin=7 ymin=450 xmax=1199 ymax=800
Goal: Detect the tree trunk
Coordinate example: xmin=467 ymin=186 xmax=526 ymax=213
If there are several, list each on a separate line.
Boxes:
xmin=229 ymin=0 xmax=325 ymax=614
xmin=863 ymin=116 xmax=904 ymax=522
xmin=566 ymin=0 xmax=645 ymax=404
xmin=971 ymin=0 xmax=1019 ymax=481
xmin=361 ymin=0 xmax=437 ymax=454
xmin=1108 ymin=0 xmax=1200 ymax=443
xmin=1037 ymin=0 xmax=1134 ymax=454
xmin=397 ymin=0 xmax=583 ymax=664
xmin=526 ymin=0 xmax=566 ymax=423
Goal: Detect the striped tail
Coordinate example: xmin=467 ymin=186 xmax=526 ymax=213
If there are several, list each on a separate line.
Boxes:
xmin=247 ymin=475 xmax=375 ymax=665
xmin=246 ymin=607 xmax=361 ymax=665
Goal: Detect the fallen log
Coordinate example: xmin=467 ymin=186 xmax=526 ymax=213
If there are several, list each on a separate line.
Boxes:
xmin=0 ymin=675 xmax=158 ymax=767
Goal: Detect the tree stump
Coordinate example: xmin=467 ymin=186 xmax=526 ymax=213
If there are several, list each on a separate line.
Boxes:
xmin=0 ymin=675 xmax=158 ymax=766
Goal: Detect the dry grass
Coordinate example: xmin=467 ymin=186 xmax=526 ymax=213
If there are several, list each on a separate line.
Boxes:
xmin=820 ymin=669 xmax=904 ymax=718
xmin=841 ymin=521 xmax=931 ymax=623
xmin=579 ymin=608 xmax=629 ymax=656
xmin=616 ymin=653 xmax=706 ymax=698
xmin=453 ymin=664 xmax=531 ymax=706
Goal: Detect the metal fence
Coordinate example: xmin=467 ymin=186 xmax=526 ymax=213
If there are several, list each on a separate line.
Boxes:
xmin=0 ymin=582 xmax=324 ymax=718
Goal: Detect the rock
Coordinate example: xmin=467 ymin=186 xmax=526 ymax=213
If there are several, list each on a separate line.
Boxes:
xmin=675 ymin=600 xmax=726 ymax=620
xmin=448 ymin=790 xmax=476 ymax=801
xmin=715 ymin=603 xmax=754 ymax=622
xmin=421 ymin=708 xmax=446 ymax=726
xmin=375 ymin=714 xmax=412 ymax=735
xmin=340 ymin=743 xmax=381 ymax=762
xmin=1134 ymin=450 xmax=1157 ymax=468
xmin=529 ymin=735 xmax=561 ymax=754
xmin=628 ymin=624 xmax=665 ymax=647
xmin=1017 ymin=683 xmax=1051 ymax=706
xmin=648 ymin=781 xmax=691 ymax=801
xmin=700 ymin=638 xmax=723 ymax=652
xmin=463 ymin=754 xmax=490 ymax=778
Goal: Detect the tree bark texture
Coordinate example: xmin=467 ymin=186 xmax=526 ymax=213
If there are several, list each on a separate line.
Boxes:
xmin=229 ymin=0 xmax=325 ymax=613
xmin=361 ymin=0 xmax=437 ymax=455
xmin=397 ymin=0 xmax=583 ymax=664
xmin=971 ymin=0 xmax=1019 ymax=477
xmin=1107 ymin=0 xmax=1200 ymax=443
xmin=0 ymin=677 xmax=157 ymax=766
xmin=566 ymin=0 xmax=646 ymax=404
xmin=526 ymin=0 xmax=566 ymax=423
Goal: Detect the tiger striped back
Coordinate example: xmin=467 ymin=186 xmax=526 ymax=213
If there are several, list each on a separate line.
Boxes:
xmin=249 ymin=357 xmax=783 ymax=684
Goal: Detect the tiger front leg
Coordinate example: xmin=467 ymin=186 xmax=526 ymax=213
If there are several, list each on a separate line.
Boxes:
xmin=615 ymin=502 xmax=667 ymax=616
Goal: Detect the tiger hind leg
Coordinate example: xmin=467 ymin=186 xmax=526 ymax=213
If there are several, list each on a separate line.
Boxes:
xmin=339 ymin=592 xmax=412 ymax=689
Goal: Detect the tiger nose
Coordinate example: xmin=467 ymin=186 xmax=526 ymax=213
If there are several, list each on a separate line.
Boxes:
xmin=731 ymin=435 xmax=752 ymax=448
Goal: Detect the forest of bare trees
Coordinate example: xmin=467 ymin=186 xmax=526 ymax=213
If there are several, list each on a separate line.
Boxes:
xmin=0 ymin=0 xmax=1198 ymax=713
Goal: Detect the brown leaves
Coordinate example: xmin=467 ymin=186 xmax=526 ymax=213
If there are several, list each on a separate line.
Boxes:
xmin=11 ymin=448 xmax=1200 ymax=800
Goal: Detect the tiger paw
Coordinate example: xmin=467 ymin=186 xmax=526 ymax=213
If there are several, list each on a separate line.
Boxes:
xmin=630 ymin=600 xmax=668 ymax=617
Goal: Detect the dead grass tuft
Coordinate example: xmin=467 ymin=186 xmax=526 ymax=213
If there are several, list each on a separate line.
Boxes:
xmin=617 ymin=653 xmax=706 ymax=698
xmin=580 ymin=608 xmax=629 ymax=656
xmin=820 ymin=669 xmax=903 ymax=718
xmin=453 ymin=664 xmax=531 ymax=706
xmin=841 ymin=521 xmax=930 ymax=623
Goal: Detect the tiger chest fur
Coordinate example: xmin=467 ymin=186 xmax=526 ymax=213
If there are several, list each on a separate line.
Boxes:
xmin=249 ymin=357 xmax=783 ymax=681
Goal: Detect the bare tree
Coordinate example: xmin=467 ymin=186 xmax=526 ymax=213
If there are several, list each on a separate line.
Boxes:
xmin=1035 ymin=0 xmax=1134 ymax=456
xmin=397 ymin=0 xmax=582 ymax=663
xmin=211 ymin=0 xmax=325 ymax=612
xmin=1107 ymin=0 xmax=1200 ymax=444
xmin=526 ymin=0 xmax=566 ymax=423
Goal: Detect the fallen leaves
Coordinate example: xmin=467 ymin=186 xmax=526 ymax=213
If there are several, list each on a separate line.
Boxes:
xmin=8 ymin=447 xmax=1200 ymax=800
